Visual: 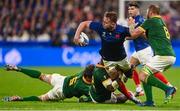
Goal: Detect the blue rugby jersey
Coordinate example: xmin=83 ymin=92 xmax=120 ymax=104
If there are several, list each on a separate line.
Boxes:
xmin=89 ymin=22 xmax=130 ymax=61
xmin=133 ymin=15 xmax=149 ymax=51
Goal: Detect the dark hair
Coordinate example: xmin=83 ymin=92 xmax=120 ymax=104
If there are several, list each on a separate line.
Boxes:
xmin=128 ymin=1 xmax=139 ymax=8
xmin=148 ymin=4 xmax=160 ymax=14
xmin=104 ymin=11 xmax=117 ymax=23
xmin=83 ymin=64 xmax=95 ymax=78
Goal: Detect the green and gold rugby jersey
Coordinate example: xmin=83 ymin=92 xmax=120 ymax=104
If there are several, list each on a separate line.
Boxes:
xmin=89 ymin=68 xmax=111 ymax=103
xmin=63 ymin=71 xmax=91 ymax=98
xmin=139 ymin=16 xmax=175 ymax=56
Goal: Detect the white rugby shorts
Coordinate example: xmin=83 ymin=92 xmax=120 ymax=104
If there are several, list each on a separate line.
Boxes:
xmin=146 ymin=55 xmax=176 ymax=72
xmin=46 ymin=74 xmax=66 ymax=100
xmin=132 ymin=46 xmax=153 ymax=65
xmin=103 ymin=57 xmax=131 ymax=72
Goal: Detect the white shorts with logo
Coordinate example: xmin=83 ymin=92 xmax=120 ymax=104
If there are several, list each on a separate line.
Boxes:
xmin=46 ymin=74 xmax=66 ymax=100
xmin=103 ymin=57 xmax=131 ymax=72
xmin=146 ymin=55 xmax=176 ymax=72
xmin=132 ymin=46 xmax=153 ymax=65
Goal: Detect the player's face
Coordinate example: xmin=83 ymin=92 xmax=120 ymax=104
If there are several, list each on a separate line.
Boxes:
xmin=103 ymin=17 xmax=116 ymax=31
xmin=128 ymin=6 xmax=139 ymax=17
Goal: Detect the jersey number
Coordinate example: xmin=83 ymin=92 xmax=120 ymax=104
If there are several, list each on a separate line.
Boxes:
xmin=69 ymin=77 xmax=78 ymax=86
xmin=163 ymin=26 xmax=170 ymax=39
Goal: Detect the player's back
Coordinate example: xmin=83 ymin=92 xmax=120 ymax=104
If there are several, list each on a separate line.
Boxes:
xmin=63 ymin=72 xmax=90 ymax=98
xmin=141 ymin=16 xmax=175 ymax=56
xmin=89 ymin=67 xmax=111 ymax=103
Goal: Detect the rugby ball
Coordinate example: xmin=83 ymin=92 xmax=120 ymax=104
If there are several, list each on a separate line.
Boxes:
xmin=79 ymin=32 xmax=89 ymax=45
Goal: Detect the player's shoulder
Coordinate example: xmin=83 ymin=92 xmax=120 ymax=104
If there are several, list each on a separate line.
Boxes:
xmin=135 ymin=15 xmax=145 ymax=22
xmin=90 ymin=21 xmax=102 ymax=26
xmin=94 ymin=67 xmax=106 ymax=76
xmin=116 ymin=24 xmax=128 ymax=32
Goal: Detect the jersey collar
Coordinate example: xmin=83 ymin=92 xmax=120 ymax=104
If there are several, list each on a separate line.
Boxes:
xmin=151 ymin=15 xmax=161 ymax=18
xmin=82 ymin=76 xmax=92 ymax=85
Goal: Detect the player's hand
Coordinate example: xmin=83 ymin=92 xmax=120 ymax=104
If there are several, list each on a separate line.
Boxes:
xmin=127 ymin=17 xmax=135 ymax=26
xmin=73 ymin=37 xmax=86 ymax=46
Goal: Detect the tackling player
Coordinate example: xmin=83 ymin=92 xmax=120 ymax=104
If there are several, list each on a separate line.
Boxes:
xmin=2 ymin=64 xmax=94 ymax=102
xmin=127 ymin=4 xmax=176 ymax=106
xmin=127 ymin=2 xmax=174 ymax=97
xmin=80 ymin=65 xmax=141 ymax=105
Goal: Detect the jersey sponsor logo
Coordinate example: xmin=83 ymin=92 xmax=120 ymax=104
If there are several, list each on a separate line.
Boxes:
xmin=115 ymin=34 xmax=121 ymax=39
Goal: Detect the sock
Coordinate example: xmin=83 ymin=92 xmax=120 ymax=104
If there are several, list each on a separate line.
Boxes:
xmin=23 ymin=96 xmax=41 ymax=101
xmin=154 ymin=72 xmax=169 ymax=84
xmin=143 ymin=82 xmax=153 ymax=102
xmin=18 ymin=67 xmax=41 ymax=78
xmin=147 ymin=75 xmax=169 ymax=91
xmin=118 ymin=81 xmax=131 ymax=99
xmin=132 ymin=69 xmax=141 ymax=86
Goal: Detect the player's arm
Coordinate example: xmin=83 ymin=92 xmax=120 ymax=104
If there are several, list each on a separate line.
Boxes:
xmin=126 ymin=27 xmax=145 ymax=40
xmin=73 ymin=21 xmax=91 ymax=45
xmin=102 ymin=78 xmax=119 ymax=92
xmin=126 ymin=17 xmax=145 ymax=40
xmin=79 ymin=95 xmax=92 ymax=102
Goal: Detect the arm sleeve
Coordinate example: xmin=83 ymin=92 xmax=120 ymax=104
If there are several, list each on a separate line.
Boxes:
xmin=139 ymin=20 xmax=150 ymax=32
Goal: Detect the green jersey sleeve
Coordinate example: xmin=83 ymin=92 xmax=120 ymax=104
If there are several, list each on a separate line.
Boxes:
xmin=139 ymin=19 xmax=151 ymax=32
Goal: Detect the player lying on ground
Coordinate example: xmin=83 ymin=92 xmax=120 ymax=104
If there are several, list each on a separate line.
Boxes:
xmin=2 ymin=64 xmax=94 ymax=102
xmin=127 ymin=1 xmax=175 ymax=97
xmin=80 ymin=64 xmax=142 ymax=105
xmin=127 ymin=4 xmax=177 ymax=106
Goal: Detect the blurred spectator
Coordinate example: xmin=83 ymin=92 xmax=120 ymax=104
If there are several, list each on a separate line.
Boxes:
xmin=0 ymin=0 xmax=118 ymax=45
xmin=0 ymin=0 xmax=180 ymax=46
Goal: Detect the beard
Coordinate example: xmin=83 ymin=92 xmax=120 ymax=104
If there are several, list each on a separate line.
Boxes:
xmin=105 ymin=26 xmax=115 ymax=31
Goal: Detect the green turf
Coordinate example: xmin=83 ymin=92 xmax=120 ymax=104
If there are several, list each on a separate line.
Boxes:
xmin=0 ymin=67 xmax=180 ymax=110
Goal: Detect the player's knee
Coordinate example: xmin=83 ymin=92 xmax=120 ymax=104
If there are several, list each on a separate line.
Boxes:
xmin=39 ymin=94 xmax=50 ymax=101
xmin=138 ymin=72 xmax=148 ymax=82
xmin=39 ymin=74 xmax=52 ymax=84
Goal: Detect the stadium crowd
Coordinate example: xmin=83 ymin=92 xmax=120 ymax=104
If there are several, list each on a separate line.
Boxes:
xmin=0 ymin=0 xmax=179 ymax=45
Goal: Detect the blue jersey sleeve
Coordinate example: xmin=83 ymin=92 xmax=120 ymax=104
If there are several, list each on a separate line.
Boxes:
xmin=124 ymin=27 xmax=131 ymax=36
xmin=89 ymin=22 xmax=101 ymax=32
xmin=135 ymin=16 xmax=145 ymax=28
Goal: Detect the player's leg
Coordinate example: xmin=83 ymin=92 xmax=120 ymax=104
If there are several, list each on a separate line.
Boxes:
xmin=3 ymin=74 xmax=66 ymax=102
xmin=5 ymin=64 xmax=56 ymax=84
xmin=117 ymin=80 xmax=141 ymax=105
xmin=139 ymin=56 xmax=176 ymax=105
xmin=137 ymin=47 xmax=174 ymax=90
xmin=38 ymin=74 xmax=66 ymax=101
xmin=154 ymin=72 xmax=172 ymax=86
xmin=130 ymin=55 xmax=144 ymax=96
xmin=2 ymin=96 xmax=41 ymax=101
xmin=5 ymin=64 xmax=41 ymax=79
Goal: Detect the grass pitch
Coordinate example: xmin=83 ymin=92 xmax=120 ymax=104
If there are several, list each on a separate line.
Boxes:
xmin=0 ymin=67 xmax=180 ymax=110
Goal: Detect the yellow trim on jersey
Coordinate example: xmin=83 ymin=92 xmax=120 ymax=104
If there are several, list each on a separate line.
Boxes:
xmin=138 ymin=26 xmax=146 ymax=33
xmin=83 ymin=76 xmax=92 ymax=85
xmin=151 ymin=15 xmax=161 ymax=18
